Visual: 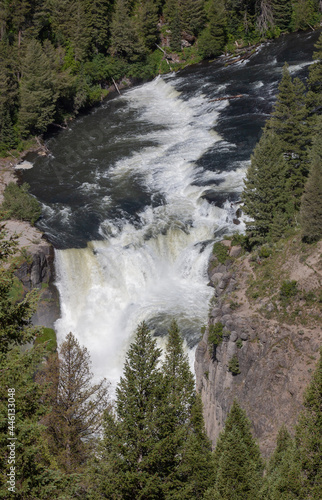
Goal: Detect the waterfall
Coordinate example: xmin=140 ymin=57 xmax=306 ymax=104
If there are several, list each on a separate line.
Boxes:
xmin=54 ymin=76 xmax=246 ymax=388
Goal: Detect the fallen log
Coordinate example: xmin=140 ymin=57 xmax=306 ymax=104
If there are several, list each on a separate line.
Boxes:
xmin=112 ymin=77 xmax=121 ymax=95
xmin=209 ymin=94 xmax=243 ymax=102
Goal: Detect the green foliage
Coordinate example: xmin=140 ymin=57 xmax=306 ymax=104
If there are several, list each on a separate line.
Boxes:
xmin=294 ymin=348 xmax=322 ymax=498
xmin=39 ymin=333 xmax=110 ymax=475
xmin=280 ymin=280 xmax=298 ymax=299
xmin=91 ymin=320 xmax=214 ymax=499
xmin=228 ymin=354 xmax=241 ymax=375
xmin=18 ymin=39 xmax=58 ymax=138
xmin=261 ymin=426 xmax=302 ymax=498
xmin=258 ymin=245 xmax=272 ymax=258
xmin=2 ymin=182 xmax=41 ymax=225
xmin=209 ymin=400 xmax=264 ymax=499
xmin=300 ymin=124 xmax=322 ymax=243
xmin=34 ymin=327 xmax=57 ymax=353
xmin=242 ymin=129 xmax=289 ymax=244
xmin=208 ymin=321 xmax=224 ymax=347
xmin=212 ymin=241 xmax=229 ymax=263
xmin=236 ymin=338 xmax=243 ymax=348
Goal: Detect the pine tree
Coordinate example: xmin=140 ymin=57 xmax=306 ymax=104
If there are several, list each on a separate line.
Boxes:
xmin=110 ymin=0 xmax=146 ymax=62
xmin=39 ymin=332 xmax=110 ymax=474
xmin=300 ymin=125 xmax=322 ymax=242
xmin=0 ymin=345 xmax=66 ymax=498
xmin=85 ymin=0 xmax=113 ymax=53
xmin=242 ymin=129 xmax=289 ymax=243
xmin=137 ymin=0 xmax=159 ymax=51
xmin=198 ymin=0 xmax=227 ymax=59
xmin=90 ymin=322 xmax=164 ymax=499
xmin=261 ymin=426 xmax=301 ymax=499
xmin=0 ymin=230 xmax=39 ymax=355
xmin=18 ymin=39 xmax=57 ymax=137
xmin=206 ymin=400 xmax=264 ymax=499
xmin=159 ymin=320 xmax=214 ymax=498
xmin=267 ymin=64 xmax=310 ymax=207
xmin=272 ymin=0 xmax=292 ymax=31
xmin=295 ymin=348 xmax=322 ymax=498
xmin=307 ymin=32 xmax=322 ymax=119
xmin=181 ymin=0 xmax=206 ymax=37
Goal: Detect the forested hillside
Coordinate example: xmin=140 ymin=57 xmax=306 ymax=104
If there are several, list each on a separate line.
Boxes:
xmin=0 ymin=0 xmax=321 ymax=154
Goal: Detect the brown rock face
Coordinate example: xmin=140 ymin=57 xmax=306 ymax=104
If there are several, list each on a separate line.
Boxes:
xmin=195 ymin=243 xmax=322 ymax=458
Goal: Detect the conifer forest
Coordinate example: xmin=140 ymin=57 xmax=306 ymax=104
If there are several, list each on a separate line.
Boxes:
xmin=0 ymin=0 xmax=322 ymax=499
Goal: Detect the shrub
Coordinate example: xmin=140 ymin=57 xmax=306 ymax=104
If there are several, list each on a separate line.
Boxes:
xmin=236 ymin=338 xmax=243 ymax=349
xmin=34 ymin=327 xmax=57 ymax=353
xmin=2 ymin=182 xmax=41 ymax=225
xmin=280 ymin=280 xmax=298 ymax=299
xmin=212 ymin=242 xmax=229 ymax=264
xmin=208 ymin=322 xmax=224 ymax=347
xmin=228 ymin=355 xmax=241 ymax=375
xmin=258 ymin=245 xmax=272 ymax=258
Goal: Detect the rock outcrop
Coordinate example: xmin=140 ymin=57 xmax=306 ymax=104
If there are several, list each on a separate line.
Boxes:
xmin=195 ymin=240 xmax=322 ymax=458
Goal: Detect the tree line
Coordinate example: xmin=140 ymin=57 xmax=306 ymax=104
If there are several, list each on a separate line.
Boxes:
xmin=0 ymin=0 xmax=321 ymax=154
xmin=0 ymin=229 xmax=321 ymax=498
xmin=242 ymin=32 xmax=322 ymax=244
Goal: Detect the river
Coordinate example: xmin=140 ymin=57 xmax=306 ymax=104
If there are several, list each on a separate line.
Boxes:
xmin=23 ymin=29 xmax=321 ymax=386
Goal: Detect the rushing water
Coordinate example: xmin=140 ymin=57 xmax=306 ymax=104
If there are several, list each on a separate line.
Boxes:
xmin=23 ymin=30 xmax=320 ymax=386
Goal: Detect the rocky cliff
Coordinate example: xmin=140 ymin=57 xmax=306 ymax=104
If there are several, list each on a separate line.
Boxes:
xmin=195 ymin=237 xmax=322 ymax=458
xmin=4 ymin=220 xmax=60 ymax=329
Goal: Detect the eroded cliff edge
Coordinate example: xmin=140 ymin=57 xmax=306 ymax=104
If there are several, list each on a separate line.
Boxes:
xmin=0 ymin=160 xmax=60 ymax=329
xmin=195 ymin=237 xmax=322 ymax=458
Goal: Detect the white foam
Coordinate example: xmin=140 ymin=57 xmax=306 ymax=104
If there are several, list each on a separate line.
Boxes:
xmin=55 ymin=76 xmax=246 ymax=392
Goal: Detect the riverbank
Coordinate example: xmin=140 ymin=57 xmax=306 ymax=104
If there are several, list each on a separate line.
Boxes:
xmin=0 ymin=155 xmax=60 ymax=329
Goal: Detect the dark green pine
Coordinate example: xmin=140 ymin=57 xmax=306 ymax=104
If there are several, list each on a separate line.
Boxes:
xmin=198 ymin=0 xmax=227 ymax=59
xmin=242 ymin=129 xmax=288 ymax=243
xmin=272 ymin=0 xmax=292 ymax=32
xmin=91 ymin=322 xmax=165 ymax=499
xmin=207 ymin=400 xmax=264 ymax=500
xmin=260 ymin=426 xmax=301 ymax=499
xmin=267 ymin=64 xmax=310 ymax=207
xmin=295 ymin=348 xmax=322 ymax=498
xmin=307 ymin=32 xmax=322 ymax=120
xmin=18 ymin=39 xmax=57 ymax=138
xmin=300 ymin=123 xmax=322 ymax=243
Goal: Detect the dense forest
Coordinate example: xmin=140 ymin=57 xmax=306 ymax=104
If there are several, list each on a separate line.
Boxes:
xmin=0 ymin=0 xmax=322 ymax=154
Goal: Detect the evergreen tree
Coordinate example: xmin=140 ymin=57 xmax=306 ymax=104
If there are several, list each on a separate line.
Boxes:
xmin=307 ymin=32 xmax=322 ymax=119
xmin=85 ymin=0 xmax=113 ymax=53
xmin=39 ymin=332 xmax=110 ymax=474
xmin=159 ymin=320 xmax=214 ymax=498
xmin=300 ymin=124 xmax=322 ymax=242
xmin=170 ymin=6 xmax=182 ymax=52
xmin=291 ymin=0 xmax=320 ymax=31
xmin=205 ymin=400 xmax=264 ymax=499
xmin=272 ymin=0 xmax=292 ymax=31
xmin=242 ymin=129 xmax=289 ymax=243
xmin=295 ymin=348 xmax=322 ymax=498
xmin=198 ymin=0 xmax=227 ymax=59
xmin=137 ymin=0 xmax=159 ymax=51
xmin=0 ymin=233 xmax=39 ymax=355
xmin=267 ymin=64 xmax=310 ymax=208
xmin=110 ymin=0 xmax=146 ymax=62
xmin=0 ymin=41 xmax=19 ymax=151
xmin=90 ymin=322 xmax=164 ymax=499
xmin=0 ymin=344 xmax=67 ymax=498
xmin=18 ymin=39 xmax=57 ymax=137
xmin=260 ymin=426 xmax=301 ymax=499
xmin=181 ymin=0 xmax=206 ymax=37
